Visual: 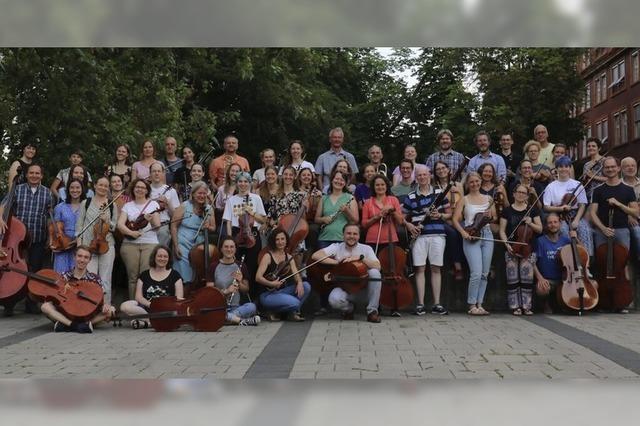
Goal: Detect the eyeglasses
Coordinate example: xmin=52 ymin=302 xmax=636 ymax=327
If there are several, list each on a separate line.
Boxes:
xmin=515 ymin=190 xmax=528 ymax=195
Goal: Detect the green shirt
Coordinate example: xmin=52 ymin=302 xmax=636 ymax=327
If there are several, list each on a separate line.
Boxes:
xmin=318 ymin=193 xmax=352 ymax=242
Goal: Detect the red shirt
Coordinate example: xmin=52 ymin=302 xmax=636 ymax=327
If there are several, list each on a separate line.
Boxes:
xmin=361 ymin=196 xmax=401 ymax=244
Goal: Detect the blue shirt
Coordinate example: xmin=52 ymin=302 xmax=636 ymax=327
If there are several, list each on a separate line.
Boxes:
xmin=535 ymin=234 xmax=570 ymax=281
xmin=467 ymin=152 xmax=507 ymax=181
xmin=315 ymin=149 xmax=359 ymax=188
xmin=402 ymin=187 xmax=448 ymax=236
xmin=3 ymin=184 xmax=53 ymax=243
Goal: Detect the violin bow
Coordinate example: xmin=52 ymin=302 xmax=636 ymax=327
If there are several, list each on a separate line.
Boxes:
xmin=278 ymin=254 xmax=335 ymax=282
xmin=75 ymin=189 xmax=126 ymax=239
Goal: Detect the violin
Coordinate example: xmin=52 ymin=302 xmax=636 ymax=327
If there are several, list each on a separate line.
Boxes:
xmin=493 ymin=180 xmax=506 ymax=222
xmin=0 ymin=174 xmax=29 ymax=308
xmin=307 ymin=258 xmax=371 ymax=296
xmin=594 ymin=208 xmax=633 ymax=311
xmin=511 ymin=218 xmax=535 ymax=259
xmin=112 ymin=286 xmax=227 ymax=332
xmin=0 ymin=267 xmax=103 ymax=321
xmin=556 ymin=234 xmax=599 ymax=314
xmin=377 ymin=214 xmax=414 ymax=313
xmin=463 ymin=198 xmax=495 ymax=239
xmin=265 ymin=248 xmax=305 ymax=282
xmin=235 ymin=194 xmax=256 ymax=249
xmin=305 ymin=185 xmax=321 ymax=222
xmin=48 ymin=210 xmax=75 ymax=252
xmin=89 ymin=219 xmax=110 ymax=255
xmin=125 ymin=207 xmax=164 ymax=232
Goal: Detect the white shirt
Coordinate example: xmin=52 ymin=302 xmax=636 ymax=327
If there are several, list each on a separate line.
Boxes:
xmin=150 ymin=184 xmax=180 ymax=222
xmin=223 ymin=193 xmax=266 ymax=228
xmin=543 ymin=178 xmax=587 ymax=208
xmin=323 ymin=242 xmax=378 ymax=263
xmin=121 ymin=200 xmax=160 ymax=245
xmin=279 ymin=161 xmax=315 ymax=175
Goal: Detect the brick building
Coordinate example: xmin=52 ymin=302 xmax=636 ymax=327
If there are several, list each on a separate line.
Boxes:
xmin=576 ymin=48 xmax=640 ymax=161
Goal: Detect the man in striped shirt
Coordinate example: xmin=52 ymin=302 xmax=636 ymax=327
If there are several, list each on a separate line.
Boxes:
xmin=403 ymin=165 xmax=451 ymax=316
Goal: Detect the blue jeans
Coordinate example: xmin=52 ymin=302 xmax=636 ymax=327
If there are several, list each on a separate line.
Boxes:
xmin=463 ymin=226 xmax=494 ymax=305
xmin=227 ymin=302 xmax=257 ymax=322
xmin=259 ymin=281 xmax=311 ymax=313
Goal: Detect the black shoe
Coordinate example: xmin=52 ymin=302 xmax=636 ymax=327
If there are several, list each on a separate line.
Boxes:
xmin=24 ymin=300 xmax=39 ymax=314
xmin=3 ymin=306 xmax=14 ymax=317
xmin=70 ymin=321 xmax=93 ymax=334
xmin=53 ymin=321 xmax=70 ymax=332
xmin=413 ymin=304 xmax=426 ymax=316
xmin=431 ymin=304 xmax=449 ymax=315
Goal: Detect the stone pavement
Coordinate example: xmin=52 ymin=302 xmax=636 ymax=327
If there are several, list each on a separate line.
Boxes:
xmin=0 ymin=312 xmax=638 ymax=379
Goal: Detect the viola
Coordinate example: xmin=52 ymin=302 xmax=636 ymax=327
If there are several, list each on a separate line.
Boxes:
xmin=594 ymin=208 xmax=633 ymax=311
xmin=48 ymin=211 xmax=75 ymax=252
xmin=0 ymin=174 xmax=29 ymax=308
xmin=89 ymin=219 xmax=110 ymax=255
xmin=112 ymin=286 xmax=227 ymax=332
xmin=235 ymin=194 xmax=256 ymax=249
xmin=556 ymin=235 xmax=599 ymax=314
xmin=125 ymin=207 xmax=164 ymax=232
xmin=377 ymin=214 xmax=414 ymax=312
xmin=1 ymin=267 xmax=103 ymax=321
xmin=307 ymin=259 xmax=371 ymax=296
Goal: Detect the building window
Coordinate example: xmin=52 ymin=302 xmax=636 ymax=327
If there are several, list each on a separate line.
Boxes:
xmin=634 ymin=104 xmax=640 ymax=139
xmin=600 ymin=73 xmax=607 ymax=101
xmin=595 ymin=77 xmax=602 ymax=103
xmin=614 ymin=113 xmax=620 ymax=146
xmin=621 ymin=110 xmax=628 ymax=144
xmin=610 ymin=60 xmax=625 ymax=93
xmin=632 ymin=51 xmax=639 ymax=83
xmin=583 ymin=83 xmax=591 ymax=111
xmin=596 ymin=119 xmax=608 ymax=143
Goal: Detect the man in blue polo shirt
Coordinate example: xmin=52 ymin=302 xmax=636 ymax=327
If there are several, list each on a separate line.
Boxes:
xmin=467 ymin=130 xmax=507 ymax=182
xmin=315 ymin=127 xmax=359 ymax=190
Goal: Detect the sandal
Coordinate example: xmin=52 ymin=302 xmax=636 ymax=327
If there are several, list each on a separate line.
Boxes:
xmin=512 ymin=308 xmax=522 ymax=316
xmin=523 ymin=309 xmax=533 ymax=316
xmin=468 ymin=306 xmax=480 ymax=315
xmin=477 ymin=306 xmax=490 ymax=315
xmin=131 ymin=319 xmax=150 ymax=329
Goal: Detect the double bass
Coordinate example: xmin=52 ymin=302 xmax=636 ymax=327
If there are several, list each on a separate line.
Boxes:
xmin=376 ymin=212 xmax=414 ymax=314
xmin=594 ymin=208 xmax=633 ymax=311
xmin=0 ymin=173 xmax=29 ymax=309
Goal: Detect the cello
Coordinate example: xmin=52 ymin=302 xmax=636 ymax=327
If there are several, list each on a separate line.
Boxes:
xmin=0 ymin=266 xmax=104 ymax=321
xmin=594 ymin=208 xmax=633 ymax=311
xmin=0 ymin=173 xmax=29 ymax=309
xmin=376 ymin=212 xmax=414 ymax=315
xmin=307 ymin=257 xmax=371 ymax=296
xmin=556 ymin=233 xmax=599 ymax=315
xmin=279 ymin=193 xmax=309 ymax=252
xmin=189 ymin=206 xmax=220 ymax=289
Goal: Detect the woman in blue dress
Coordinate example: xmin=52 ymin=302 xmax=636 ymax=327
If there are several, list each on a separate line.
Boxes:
xmin=170 ymin=181 xmax=217 ymax=286
xmin=51 ymin=178 xmax=85 ymax=273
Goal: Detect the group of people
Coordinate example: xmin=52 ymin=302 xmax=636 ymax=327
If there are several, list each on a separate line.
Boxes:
xmin=0 ymin=124 xmax=638 ymax=333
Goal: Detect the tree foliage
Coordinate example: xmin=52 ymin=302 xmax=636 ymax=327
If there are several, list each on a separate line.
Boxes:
xmin=0 ymin=48 xmax=585 ymax=194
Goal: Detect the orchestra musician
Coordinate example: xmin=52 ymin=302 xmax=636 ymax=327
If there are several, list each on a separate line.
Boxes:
xmin=255 ymin=229 xmax=310 ymax=322
xmin=46 ymin=246 xmax=115 ymax=333
xmin=366 ymin=144 xmax=388 ymax=179
xmin=453 ymin=172 xmax=496 ymax=316
xmin=279 ymin=140 xmax=315 ymax=175
xmin=522 ymin=140 xmax=552 ymax=187
xmin=252 ymin=148 xmax=277 ymax=187
xmin=391 ymin=144 xmax=418 ymax=186
xmin=315 ymin=127 xmax=359 ymax=190
xmin=621 ymin=157 xmax=640 ymax=260
xmin=582 ymin=137 xmax=607 ymax=201
xmin=425 ymin=129 xmax=466 ymax=177
xmin=51 ymin=178 xmax=84 ymax=273
xmin=119 ymin=245 xmax=184 ymax=329
xmin=149 ymin=161 xmax=181 ymax=246
xmin=56 ymin=164 xmax=94 ymax=203
xmin=533 ymin=214 xmax=572 ymax=314
xmin=76 ymin=176 xmax=117 ymax=307
xmin=403 ymin=165 xmax=451 ymax=316
xmin=361 ymin=175 xmax=404 ymax=249
xmin=131 ymin=140 xmax=157 ymax=182
xmin=173 ymin=145 xmax=196 ymax=198
xmin=117 ymin=178 xmax=161 ymax=299
xmin=50 ymin=150 xmax=92 ymax=202
xmin=532 ymin=124 xmax=555 ymax=168
xmin=208 ymin=134 xmax=251 ymax=187
xmin=171 ymin=181 xmax=216 ymax=286
xmin=466 ymin=131 xmax=507 ymax=182
xmin=161 ymin=136 xmax=182 ymax=186
xmin=310 ymin=224 xmax=382 ymax=323
xmin=7 ymin=142 xmax=37 ymax=189
xmin=354 ymin=164 xmax=376 ymax=210
xmin=104 ymin=144 xmax=133 ymax=189
xmin=499 ymin=183 xmax=543 ymax=315
xmin=207 ymin=236 xmax=261 ymax=326
xmin=0 ymin=163 xmax=53 ymax=315
xmin=315 ymin=170 xmax=358 ymax=249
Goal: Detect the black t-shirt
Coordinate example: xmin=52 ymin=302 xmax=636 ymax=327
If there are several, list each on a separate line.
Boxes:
xmin=592 ymin=182 xmax=636 ymax=228
xmin=139 ymin=269 xmax=181 ymax=300
xmin=507 ymin=179 xmax=545 ymax=205
xmin=501 ymin=204 xmax=541 ymax=238
xmin=498 ymin=150 xmax=523 ymax=186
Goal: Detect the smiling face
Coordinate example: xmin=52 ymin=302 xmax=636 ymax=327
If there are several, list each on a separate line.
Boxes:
xmin=142 ymin=141 xmax=155 ymax=159
xmin=94 ymin=177 xmax=110 ymax=197
xmin=298 ymin=169 xmax=313 ymax=186
xmin=74 ymin=248 xmax=92 ymax=270
xmin=480 ymin=165 xmax=495 ymax=183
xmin=466 ymin=174 xmax=481 ymax=192
xmin=116 ymin=145 xmax=129 ymax=162
xmin=282 ymin=168 xmax=296 ymax=185
xmin=275 ymin=231 xmax=287 ymax=250
xmin=372 ymin=177 xmax=388 ymax=196
xmin=221 ymin=239 xmax=237 ymax=260
xmin=68 ymin=180 xmax=83 ymax=201
xmin=438 ymin=134 xmax=453 ymax=151
xmin=110 ymin=175 xmax=123 ymax=192
xmin=23 ymin=145 xmax=37 ymax=159
xmin=193 ymin=186 xmax=209 ymax=204
xmin=190 ymin=164 xmax=204 ymax=181
xmin=526 ymin=145 xmax=540 ymax=162
xmin=330 ymin=172 xmax=346 ymax=192
xmin=154 ymin=248 xmax=170 ymax=269
xmin=26 ymin=165 xmax=43 ymax=186
xmin=265 ymin=168 xmax=278 ymax=184
xmin=363 ymin=165 xmax=376 ymax=182
xmin=182 ymin=147 xmax=194 ymax=163
xmin=261 ymin=149 xmax=276 ymax=167
xmin=150 ymin=162 xmax=165 ymax=183
xmin=404 ymin=145 xmax=417 ymax=161
xmin=343 ymin=225 xmax=360 ymax=247
xmin=289 ymin=142 xmax=303 ymax=161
